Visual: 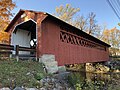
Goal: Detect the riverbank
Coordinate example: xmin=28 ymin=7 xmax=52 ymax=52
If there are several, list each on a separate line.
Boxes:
xmin=0 ymin=60 xmax=73 ymax=90
xmin=67 ymin=71 xmax=120 ymax=90
xmin=0 ymin=58 xmax=119 ymax=90
xmin=66 ymin=59 xmax=120 ymax=73
xmin=65 ymin=59 xmax=120 ymax=90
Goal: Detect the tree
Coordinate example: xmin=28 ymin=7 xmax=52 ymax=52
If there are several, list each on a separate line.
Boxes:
xmin=0 ymin=0 xmax=15 ymax=43
xmin=55 ymin=5 xmax=101 ymax=38
xmin=73 ymin=15 xmax=88 ymax=31
xmin=102 ymin=27 xmax=120 ymax=56
xmin=73 ymin=12 xmax=101 ymax=38
xmin=0 ymin=31 xmax=9 ymax=44
xmin=87 ymin=12 xmax=101 ymax=37
xmin=0 ymin=0 xmax=15 ymax=30
xmin=55 ymin=4 xmax=80 ymax=22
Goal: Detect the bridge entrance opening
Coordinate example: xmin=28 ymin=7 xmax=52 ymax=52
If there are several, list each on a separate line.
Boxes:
xmin=11 ymin=19 xmax=37 ymax=54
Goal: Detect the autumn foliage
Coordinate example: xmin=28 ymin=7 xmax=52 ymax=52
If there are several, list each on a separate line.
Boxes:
xmin=0 ymin=31 xmax=9 ymax=44
xmin=102 ymin=27 xmax=120 ymax=56
xmin=55 ymin=4 xmax=80 ymax=22
xmin=0 ymin=0 xmax=15 ymax=44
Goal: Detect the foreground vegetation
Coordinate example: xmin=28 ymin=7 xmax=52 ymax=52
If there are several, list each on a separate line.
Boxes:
xmin=67 ymin=58 xmax=120 ymax=90
xmin=0 ymin=58 xmax=119 ymax=90
xmin=67 ymin=72 xmax=120 ymax=90
xmin=0 ymin=60 xmax=46 ymax=88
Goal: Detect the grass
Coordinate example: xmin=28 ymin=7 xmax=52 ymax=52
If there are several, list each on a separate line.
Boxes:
xmin=0 ymin=59 xmax=46 ymax=88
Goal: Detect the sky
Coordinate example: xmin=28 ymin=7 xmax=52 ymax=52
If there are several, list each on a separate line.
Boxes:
xmin=12 ymin=0 xmax=120 ymax=29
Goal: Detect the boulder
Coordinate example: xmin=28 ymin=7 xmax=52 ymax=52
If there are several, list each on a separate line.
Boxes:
xmin=39 ymin=54 xmax=58 ymax=74
xmin=13 ymin=87 xmax=25 ymax=90
xmin=58 ymin=66 xmax=66 ymax=72
xmin=25 ymin=88 xmax=38 ymax=90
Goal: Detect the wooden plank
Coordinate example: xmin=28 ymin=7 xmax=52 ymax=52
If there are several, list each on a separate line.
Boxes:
xmin=0 ymin=44 xmax=13 ymax=46
xmin=0 ymin=44 xmax=14 ymax=50
xmin=0 ymin=46 xmax=14 ymax=50
xmin=19 ymin=47 xmax=36 ymax=52
xmin=0 ymin=51 xmax=12 ymax=54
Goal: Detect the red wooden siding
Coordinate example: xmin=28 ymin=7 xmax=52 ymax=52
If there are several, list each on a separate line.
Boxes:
xmin=41 ymin=18 xmax=109 ymax=66
xmin=5 ymin=10 xmax=110 ymax=66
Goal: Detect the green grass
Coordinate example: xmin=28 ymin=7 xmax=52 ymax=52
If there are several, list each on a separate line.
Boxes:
xmin=0 ymin=60 xmax=46 ymax=88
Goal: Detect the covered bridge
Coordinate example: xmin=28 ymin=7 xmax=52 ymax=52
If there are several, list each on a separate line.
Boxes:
xmin=5 ymin=9 xmax=110 ymax=66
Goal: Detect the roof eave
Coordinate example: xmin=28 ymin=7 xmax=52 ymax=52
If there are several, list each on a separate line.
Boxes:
xmin=46 ymin=13 xmax=111 ymax=47
xmin=5 ymin=9 xmax=110 ymax=47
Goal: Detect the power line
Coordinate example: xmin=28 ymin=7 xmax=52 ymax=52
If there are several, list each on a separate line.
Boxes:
xmin=115 ymin=0 xmax=120 ymax=14
xmin=117 ymin=0 xmax=120 ymax=5
xmin=107 ymin=0 xmax=120 ymax=20
xmin=107 ymin=0 xmax=120 ymax=19
xmin=117 ymin=0 xmax=120 ymax=16
xmin=112 ymin=0 xmax=120 ymax=16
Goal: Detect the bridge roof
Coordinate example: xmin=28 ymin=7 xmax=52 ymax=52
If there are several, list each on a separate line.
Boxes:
xmin=5 ymin=9 xmax=110 ymax=47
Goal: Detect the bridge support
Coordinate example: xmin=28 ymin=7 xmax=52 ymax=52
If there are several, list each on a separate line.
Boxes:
xmin=39 ymin=54 xmax=59 ymax=74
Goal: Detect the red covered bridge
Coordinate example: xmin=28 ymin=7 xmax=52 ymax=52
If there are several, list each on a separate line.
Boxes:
xmin=5 ymin=10 xmax=110 ymax=66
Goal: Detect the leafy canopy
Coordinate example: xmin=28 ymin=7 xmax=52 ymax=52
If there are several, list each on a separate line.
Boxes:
xmin=55 ymin=4 xmax=80 ymax=22
xmin=102 ymin=27 xmax=120 ymax=56
xmin=0 ymin=0 xmax=15 ymax=44
xmin=55 ymin=4 xmax=101 ymax=38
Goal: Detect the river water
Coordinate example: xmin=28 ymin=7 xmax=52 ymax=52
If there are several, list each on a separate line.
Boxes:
xmin=68 ymin=72 xmax=120 ymax=90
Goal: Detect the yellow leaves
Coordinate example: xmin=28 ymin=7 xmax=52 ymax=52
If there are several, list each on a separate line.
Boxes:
xmin=0 ymin=0 xmax=15 ymax=30
xmin=59 ymin=5 xmax=63 ymax=12
xmin=66 ymin=4 xmax=70 ymax=7
xmin=55 ymin=8 xmax=59 ymax=13
xmin=0 ymin=31 xmax=9 ymax=44
xmin=0 ymin=20 xmax=8 ymax=32
xmin=0 ymin=0 xmax=15 ymax=21
xmin=55 ymin=4 xmax=80 ymax=22
xmin=103 ymin=29 xmax=109 ymax=38
xmin=62 ymin=13 xmax=67 ymax=19
xmin=102 ymin=27 xmax=120 ymax=47
xmin=111 ymin=27 xmax=116 ymax=32
xmin=0 ymin=0 xmax=15 ymax=9
xmin=56 ymin=5 xmax=63 ymax=13
xmin=102 ymin=27 xmax=120 ymax=56
xmin=0 ymin=0 xmax=16 ymax=44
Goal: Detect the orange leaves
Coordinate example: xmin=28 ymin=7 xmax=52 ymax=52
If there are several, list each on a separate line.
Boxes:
xmin=0 ymin=0 xmax=15 ymax=44
xmin=0 ymin=31 xmax=9 ymax=44
xmin=0 ymin=0 xmax=15 ymax=16
xmin=0 ymin=0 xmax=15 ymax=24
xmin=102 ymin=29 xmax=110 ymax=43
xmin=0 ymin=23 xmax=10 ymax=44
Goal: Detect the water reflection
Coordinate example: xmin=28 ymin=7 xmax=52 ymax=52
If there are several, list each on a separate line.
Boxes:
xmin=68 ymin=72 xmax=120 ymax=90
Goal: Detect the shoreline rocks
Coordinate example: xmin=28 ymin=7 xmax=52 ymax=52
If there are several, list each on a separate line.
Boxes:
xmin=0 ymin=72 xmax=73 ymax=90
